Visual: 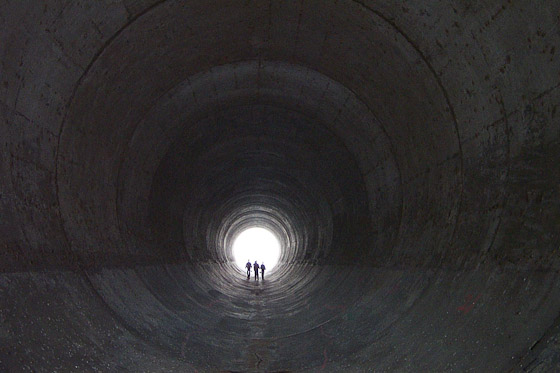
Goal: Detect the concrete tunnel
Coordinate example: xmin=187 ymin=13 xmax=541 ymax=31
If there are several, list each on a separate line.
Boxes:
xmin=1 ymin=1 xmax=559 ymax=371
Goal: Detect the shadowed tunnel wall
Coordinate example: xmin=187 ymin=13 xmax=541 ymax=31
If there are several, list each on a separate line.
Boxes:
xmin=1 ymin=1 xmax=559 ymax=371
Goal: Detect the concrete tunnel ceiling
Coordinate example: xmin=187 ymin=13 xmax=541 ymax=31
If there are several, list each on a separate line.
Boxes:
xmin=0 ymin=0 xmax=559 ymax=371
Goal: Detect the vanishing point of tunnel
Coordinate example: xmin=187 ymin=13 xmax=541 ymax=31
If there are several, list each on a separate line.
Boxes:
xmin=1 ymin=1 xmax=559 ymax=372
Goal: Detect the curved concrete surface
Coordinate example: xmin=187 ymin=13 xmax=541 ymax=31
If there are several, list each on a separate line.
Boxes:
xmin=1 ymin=1 xmax=559 ymax=371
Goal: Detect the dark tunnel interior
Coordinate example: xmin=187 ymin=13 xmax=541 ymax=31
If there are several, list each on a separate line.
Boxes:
xmin=1 ymin=1 xmax=560 ymax=371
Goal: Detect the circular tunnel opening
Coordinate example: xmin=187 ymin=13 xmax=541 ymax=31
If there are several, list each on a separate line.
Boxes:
xmin=4 ymin=1 xmax=559 ymax=372
xmin=231 ymin=226 xmax=281 ymax=272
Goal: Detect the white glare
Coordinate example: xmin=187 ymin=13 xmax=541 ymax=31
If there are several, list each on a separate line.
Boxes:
xmin=232 ymin=227 xmax=281 ymax=272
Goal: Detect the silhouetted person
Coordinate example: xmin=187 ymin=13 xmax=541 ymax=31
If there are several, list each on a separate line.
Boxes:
xmin=253 ymin=261 xmax=259 ymax=280
xmin=245 ymin=260 xmax=251 ymax=278
xmin=260 ymin=263 xmax=266 ymax=280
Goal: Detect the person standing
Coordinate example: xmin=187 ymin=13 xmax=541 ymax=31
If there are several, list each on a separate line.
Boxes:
xmin=260 ymin=262 xmax=266 ymax=280
xmin=245 ymin=260 xmax=252 ymax=278
xmin=253 ymin=261 xmax=259 ymax=280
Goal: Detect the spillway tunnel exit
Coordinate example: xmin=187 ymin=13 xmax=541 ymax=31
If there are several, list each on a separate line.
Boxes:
xmin=1 ymin=1 xmax=559 ymax=371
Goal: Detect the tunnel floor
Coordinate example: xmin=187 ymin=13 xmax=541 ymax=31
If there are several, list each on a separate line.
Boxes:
xmin=3 ymin=261 xmax=560 ymax=371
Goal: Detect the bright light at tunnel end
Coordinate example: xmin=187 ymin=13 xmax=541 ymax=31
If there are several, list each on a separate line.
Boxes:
xmin=232 ymin=227 xmax=281 ymax=272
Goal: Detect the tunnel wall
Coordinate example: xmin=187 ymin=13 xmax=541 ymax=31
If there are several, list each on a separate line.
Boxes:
xmin=1 ymin=0 xmax=559 ymax=371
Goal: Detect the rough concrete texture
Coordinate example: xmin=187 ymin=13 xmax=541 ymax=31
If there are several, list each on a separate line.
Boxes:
xmin=0 ymin=0 xmax=559 ymax=371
